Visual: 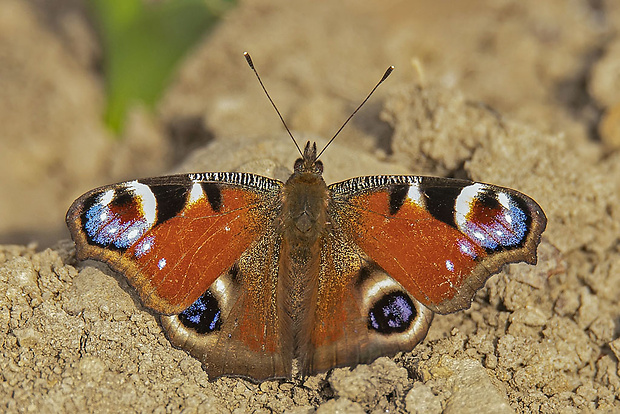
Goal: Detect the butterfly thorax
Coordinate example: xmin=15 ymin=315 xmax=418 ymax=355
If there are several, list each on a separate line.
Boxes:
xmin=282 ymin=142 xmax=328 ymax=244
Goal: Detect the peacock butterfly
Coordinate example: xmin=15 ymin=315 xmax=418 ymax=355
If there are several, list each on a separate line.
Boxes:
xmin=66 ymin=53 xmax=547 ymax=381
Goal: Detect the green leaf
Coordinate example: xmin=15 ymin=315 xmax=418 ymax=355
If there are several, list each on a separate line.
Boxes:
xmin=89 ymin=0 xmax=235 ymax=133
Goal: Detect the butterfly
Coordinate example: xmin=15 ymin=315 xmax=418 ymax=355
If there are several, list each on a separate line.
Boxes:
xmin=66 ymin=53 xmax=547 ymax=381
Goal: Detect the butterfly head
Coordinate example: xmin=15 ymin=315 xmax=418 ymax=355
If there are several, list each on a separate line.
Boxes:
xmin=294 ymin=141 xmax=324 ymax=176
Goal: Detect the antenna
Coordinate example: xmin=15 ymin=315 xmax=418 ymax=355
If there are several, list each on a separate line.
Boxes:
xmin=244 ymin=52 xmax=303 ymax=157
xmin=316 ymin=65 xmax=394 ymax=159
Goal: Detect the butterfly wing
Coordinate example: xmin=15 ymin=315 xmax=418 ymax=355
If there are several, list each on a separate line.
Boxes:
xmin=302 ymin=174 xmax=545 ymax=375
xmin=66 ymin=172 xmax=283 ymax=315
xmin=67 ymin=172 xmax=295 ymax=379
xmin=301 ymin=225 xmax=434 ymax=375
xmin=160 ymin=224 xmax=293 ymax=380
xmin=328 ymin=175 xmax=547 ymax=315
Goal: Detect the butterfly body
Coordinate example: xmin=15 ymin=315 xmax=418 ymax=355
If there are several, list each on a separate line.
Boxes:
xmin=67 ymin=141 xmax=546 ymax=381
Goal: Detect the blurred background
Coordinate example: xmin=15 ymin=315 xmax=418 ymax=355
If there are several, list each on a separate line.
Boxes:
xmin=0 ymin=0 xmax=618 ymax=247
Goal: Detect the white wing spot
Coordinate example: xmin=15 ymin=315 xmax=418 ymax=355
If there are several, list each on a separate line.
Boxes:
xmin=497 ymin=192 xmax=512 ymax=210
xmin=455 ymin=183 xmax=485 ymax=224
xmin=126 ymin=181 xmax=157 ymax=225
xmin=458 ymin=238 xmax=477 ymax=259
xmin=188 ymin=181 xmax=204 ymax=204
xmin=213 ymin=278 xmax=227 ymax=296
xmin=445 ymin=260 xmax=454 ymax=272
xmin=127 ymin=228 xmax=139 ymax=240
xmin=135 ymin=237 xmax=153 ymax=257
xmin=99 ymin=189 xmax=115 ymax=206
xmin=407 ymin=184 xmax=424 ymax=207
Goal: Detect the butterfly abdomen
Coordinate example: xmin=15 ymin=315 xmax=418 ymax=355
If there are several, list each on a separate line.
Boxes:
xmin=279 ymin=169 xmax=331 ymax=359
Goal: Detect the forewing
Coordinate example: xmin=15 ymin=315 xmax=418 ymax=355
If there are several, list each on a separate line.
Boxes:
xmin=66 ymin=172 xmax=282 ymax=314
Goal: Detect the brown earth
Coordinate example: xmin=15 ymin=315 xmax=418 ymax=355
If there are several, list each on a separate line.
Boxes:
xmin=1 ymin=0 xmax=619 ymax=412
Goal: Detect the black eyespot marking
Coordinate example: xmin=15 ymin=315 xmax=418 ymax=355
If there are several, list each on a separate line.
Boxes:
xmin=368 ymin=292 xmax=416 ymax=334
xmin=112 ymin=188 xmax=133 ymax=207
xmin=477 ymin=190 xmax=500 ymax=210
xmin=422 ymin=185 xmax=461 ymax=228
xmin=354 ymin=266 xmax=374 ymax=287
xmin=201 ymin=183 xmax=223 ymax=212
xmin=149 ymin=184 xmax=189 ymax=225
xmin=178 ymin=291 xmax=222 ymax=334
xmin=388 ymin=184 xmax=409 ymax=215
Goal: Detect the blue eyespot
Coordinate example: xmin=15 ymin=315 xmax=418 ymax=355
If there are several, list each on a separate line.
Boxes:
xmin=456 ymin=186 xmax=529 ymax=252
xmin=178 ymin=291 xmax=221 ymax=334
xmin=368 ymin=292 xmax=415 ymax=334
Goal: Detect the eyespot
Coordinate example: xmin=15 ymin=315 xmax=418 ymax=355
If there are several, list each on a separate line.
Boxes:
xmin=178 ymin=291 xmax=222 ymax=334
xmin=368 ymin=291 xmax=416 ymax=334
xmin=455 ymin=184 xmax=529 ymax=251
